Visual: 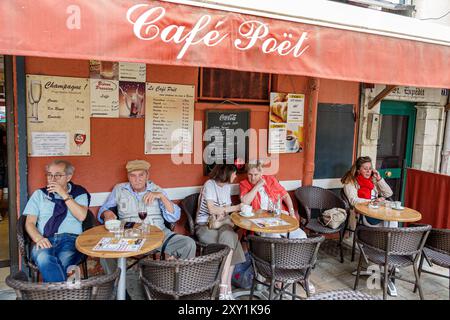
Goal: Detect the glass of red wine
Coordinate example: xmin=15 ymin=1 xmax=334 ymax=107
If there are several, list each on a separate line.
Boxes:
xmin=138 ymin=201 xmax=148 ymax=234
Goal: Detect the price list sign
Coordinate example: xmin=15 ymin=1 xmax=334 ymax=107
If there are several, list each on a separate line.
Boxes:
xmin=145 ymin=83 xmax=195 ymax=154
xmin=26 ymin=75 xmax=90 ymax=156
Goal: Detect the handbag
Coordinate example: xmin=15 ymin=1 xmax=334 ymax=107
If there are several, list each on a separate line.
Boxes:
xmin=319 ymin=208 xmax=347 ymax=229
xmin=205 ymin=181 xmax=234 ymax=230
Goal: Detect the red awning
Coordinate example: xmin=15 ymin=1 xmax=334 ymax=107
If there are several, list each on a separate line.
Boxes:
xmin=0 ymin=0 xmax=449 ymax=88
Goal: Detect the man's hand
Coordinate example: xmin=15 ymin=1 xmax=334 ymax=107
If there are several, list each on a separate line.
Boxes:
xmin=103 ymin=211 xmax=117 ymax=222
xmin=46 ymin=182 xmax=68 ymax=198
xmin=36 ymin=237 xmax=52 ymax=249
xmin=143 ymin=192 xmax=164 ymax=205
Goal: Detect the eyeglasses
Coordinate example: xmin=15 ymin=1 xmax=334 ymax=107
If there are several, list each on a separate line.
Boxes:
xmin=46 ymin=173 xmax=66 ymax=180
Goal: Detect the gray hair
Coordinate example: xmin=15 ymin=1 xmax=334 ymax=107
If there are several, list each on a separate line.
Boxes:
xmin=46 ymin=159 xmax=75 ymax=176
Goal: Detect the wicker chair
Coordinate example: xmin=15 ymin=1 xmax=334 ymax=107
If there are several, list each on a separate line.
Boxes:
xmin=180 ymin=193 xmax=209 ymax=254
xmin=353 ymin=224 xmax=431 ymax=300
xmin=17 ymin=210 xmax=97 ymax=282
xmin=6 ymin=268 xmax=120 ymax=300
xmin=139 ymin=243 xmax=230 ymax=300
xmin=247 ymin=234 xmax=325 ymax=300
xmin=414 ymin=228 xmax=450 ymax=299
xmin=295 ymin=186 xmax=349 ymax=263
xmin=340 ymin=188 xmax=358 ymax=262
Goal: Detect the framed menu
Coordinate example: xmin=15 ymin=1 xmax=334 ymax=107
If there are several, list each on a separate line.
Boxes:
xmin=26 ymin=75 xmax=90 ymax=156
xmin=145 ymin=83 xmax=195 ymax=154
xmin=204 ymin=110 xmax=250 ymax=175
xmin=268 ymin=92 xmax=304 ymax=154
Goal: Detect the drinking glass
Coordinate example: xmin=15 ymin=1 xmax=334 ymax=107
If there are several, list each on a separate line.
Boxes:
xmin=74 ymin=130 xmax=87 ymax=151
xmin=138 ymin=201 xmax=148 ymax=234
xmin=30 ymin=80 xmax=42 ymax=121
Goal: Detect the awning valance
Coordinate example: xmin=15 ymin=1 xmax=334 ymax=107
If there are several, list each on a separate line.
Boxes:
xmin=0 ymin=0 xmax=449 ymax=88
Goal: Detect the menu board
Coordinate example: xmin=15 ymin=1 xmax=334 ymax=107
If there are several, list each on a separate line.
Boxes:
xmin=268 ymin=92 xmax=304 ymax=154
xmin=204 ymin=110 xmax=250 ymax=175
xmin=145 ymin=83 xmax=195 ymax=154
xmin=26 ymin=75 xmax=90 ymax=156
xmin=90 ymin=79 xmax=119 ymax=117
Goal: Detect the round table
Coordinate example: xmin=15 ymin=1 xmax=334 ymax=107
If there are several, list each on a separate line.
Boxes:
xmin=76 ymin=224 xmax=164 ymax=300
xmin=231 ymin=210 xmax=299 ymax=233
xmin=354 ymin=203 xmax=422 ymax=222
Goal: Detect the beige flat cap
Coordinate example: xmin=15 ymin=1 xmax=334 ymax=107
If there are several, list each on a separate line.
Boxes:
xmin=126 ymin=160 xmax=151 ymax=173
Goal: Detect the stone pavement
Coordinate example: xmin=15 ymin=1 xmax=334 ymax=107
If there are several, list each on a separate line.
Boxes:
xmin=1 ymin=238 xmax=448 ymax=300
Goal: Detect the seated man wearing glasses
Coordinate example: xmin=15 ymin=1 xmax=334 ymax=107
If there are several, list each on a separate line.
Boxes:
xmin=23 ymin=160 xmax=90 ymax=282
xmin=98 ymin=160 xmax=196 ymax=274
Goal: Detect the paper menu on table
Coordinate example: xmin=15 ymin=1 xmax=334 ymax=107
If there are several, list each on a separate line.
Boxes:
xmin=249 ymin=217 xmax=290 ymax=228
xmin=93 ymin=237 xmax=146 ymax=252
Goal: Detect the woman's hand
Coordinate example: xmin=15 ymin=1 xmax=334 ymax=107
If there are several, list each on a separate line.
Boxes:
xmin=372 ymin=169 xmax=382 ymax=181
xmin=256 ymin=178 xmax=265 ymax=189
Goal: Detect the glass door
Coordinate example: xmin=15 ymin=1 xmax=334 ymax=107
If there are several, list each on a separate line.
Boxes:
xmin=376 ymin=101 xmax=416 ymax=203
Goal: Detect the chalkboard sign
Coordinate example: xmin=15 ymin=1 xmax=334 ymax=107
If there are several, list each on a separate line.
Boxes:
xmin=314 ymin=104 xmax=355 ymax=179
xmin=204 ymin=110 xmax=250 ymax=175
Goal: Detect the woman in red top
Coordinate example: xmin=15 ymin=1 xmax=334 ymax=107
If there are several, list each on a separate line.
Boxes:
xmin=239 ymin=160 xmax=306 ymax=240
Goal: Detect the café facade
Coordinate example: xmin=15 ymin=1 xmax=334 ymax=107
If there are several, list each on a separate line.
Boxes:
xmin=0 ymin=0 xmax=449 ymax=272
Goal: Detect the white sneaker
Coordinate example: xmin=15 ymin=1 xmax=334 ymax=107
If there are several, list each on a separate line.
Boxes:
xmin=387 ymin=281 xmax=398 ymax=297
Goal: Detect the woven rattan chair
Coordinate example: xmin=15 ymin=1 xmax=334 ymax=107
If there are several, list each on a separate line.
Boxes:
xmin=6 ymin=268 xmax=120 ymax=300
xmin=139 ymin=243 xmax=230 ymax=300
xmin=180 ymin=193 xmax=209 ymax=254
xmin=414 ymin=228 xmax=450 ymax=299
xmin=353 ymin=224 xmax=431 ymax=300
xmin=295 ymin=186 xmax=349 ymax=263
xmin=247 ymin=234 xmax=325 ymax=300
xmin=307 ymin=289 xmax=380 ymax=300
xmin=17 ymin=210 xmax=97 ymax=282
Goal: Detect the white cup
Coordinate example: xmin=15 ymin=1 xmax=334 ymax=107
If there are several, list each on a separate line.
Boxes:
xmin=394 ymin=201 xmax=402 ymax=209
xmin=286 ymin=135 xmax=297 ymax=151
xmin=241 ymin=204 xmax=252 ymax=215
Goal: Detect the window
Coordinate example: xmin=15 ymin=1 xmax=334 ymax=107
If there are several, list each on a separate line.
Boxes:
xmin=199 ymin=68 xmax=270 ymax=102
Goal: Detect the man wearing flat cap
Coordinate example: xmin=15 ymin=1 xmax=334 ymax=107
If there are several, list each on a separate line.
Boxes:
xmin=98 ymin=160 xmax=196 ymax=273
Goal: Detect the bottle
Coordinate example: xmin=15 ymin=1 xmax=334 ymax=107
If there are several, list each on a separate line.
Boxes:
xmin=276 ymin=195 xmax=281 ymax=215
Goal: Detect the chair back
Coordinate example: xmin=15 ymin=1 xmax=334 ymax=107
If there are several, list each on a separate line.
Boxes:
xmin=6 ymin=268 xmax=120 ymax=300
xmin=340 ymin=188 xmax=351 ymax=210
xmin=425 ymin=228 xmax=450 ymax=255
xmin=247 ymin=235 xmax=324 ymax=277
xmin=82 ymin=209 xmax=97 ymax=231
xmin=181 ymin=193 xmax=200 ymax=236
xmin=139 ymin=243 xmax=229 ymax=300
xmin=356 ymin=224 xmax=431 ymax=256
xmin=17 ymin=215 xmax=33 ymax=267
xmin=295 ymin=186 xmax=346 ymax=221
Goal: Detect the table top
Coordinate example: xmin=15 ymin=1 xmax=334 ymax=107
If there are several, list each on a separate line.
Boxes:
xmin=75 ymin=224 xmax=164 ymax=259
xmin=231 ymin=210 xmax=299 ymax=233
xmin=354 ymin=203 xmax=422 ymax=222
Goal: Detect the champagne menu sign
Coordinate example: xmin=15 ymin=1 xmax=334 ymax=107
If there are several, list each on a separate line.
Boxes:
xmin=145 ymin=83 xmax=195 ymax=154
xmin=26 ymin=75 xmax=90 ymax=156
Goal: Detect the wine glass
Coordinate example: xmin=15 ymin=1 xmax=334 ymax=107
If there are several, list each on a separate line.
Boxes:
xmin=30 ymin=80 xmax=42 ymax=121
xmin=73 ymin=130 xmax=86 ymax=151
xmin=137 ymin=201 xmax=148 ymax=234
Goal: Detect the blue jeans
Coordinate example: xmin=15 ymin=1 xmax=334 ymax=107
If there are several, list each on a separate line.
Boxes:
xmin=31 ymin=233 xmax=83 ymax=282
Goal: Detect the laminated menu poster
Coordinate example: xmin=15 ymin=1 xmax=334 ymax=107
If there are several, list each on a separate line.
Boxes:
xmin=268 ymin=92 xmax=304 ymax=154
xmin=145 ymin=83 xmax=195 ymax=154
xmin=93 ymin=237 xmax=146 ymax=252
xmin=26 ymin=75 xmax=90 ymax=156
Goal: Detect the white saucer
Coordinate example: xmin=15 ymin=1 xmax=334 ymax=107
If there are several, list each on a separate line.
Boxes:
xmin=239 ymin=212 xmax=254 ymax=217
xmin=368 ymin=204 xmax=379 ymax=209
xmin=392 ymin=206 xmax=405 ymax=211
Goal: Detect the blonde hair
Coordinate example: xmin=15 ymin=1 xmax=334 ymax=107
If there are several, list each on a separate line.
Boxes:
xmin=341 ymin=156 xmax=372 ymax=185
xmin=246 ymin=159 xmax=265 ymax=172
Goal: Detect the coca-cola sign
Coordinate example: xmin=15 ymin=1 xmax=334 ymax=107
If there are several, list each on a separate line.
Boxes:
xmin=126 ymin=4 xmax=309 ymax=60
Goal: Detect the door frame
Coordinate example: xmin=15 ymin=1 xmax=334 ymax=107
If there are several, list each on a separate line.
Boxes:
xmin=378 ymin=100 xmax=416 ymax=203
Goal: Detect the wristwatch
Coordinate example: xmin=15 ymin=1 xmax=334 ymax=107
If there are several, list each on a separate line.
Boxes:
xmin=63 ymin=195 xmax=73 ymax=202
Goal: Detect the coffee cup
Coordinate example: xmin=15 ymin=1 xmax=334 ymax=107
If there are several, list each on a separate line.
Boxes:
xmin=241 ymin=204 xmax=252 ymax=215
xmin=394 ymin=201 xmax=402 ymax=209
xmin=286 ymin=135 xmax=297 ymax=151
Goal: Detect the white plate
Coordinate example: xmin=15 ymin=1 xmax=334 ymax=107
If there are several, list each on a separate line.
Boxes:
xmin=239 ymin=212 xmax=254 ymax=217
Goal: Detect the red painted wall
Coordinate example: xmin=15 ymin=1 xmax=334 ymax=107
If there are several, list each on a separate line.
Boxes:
xmin=25 ymin=57 xmax=359 ymax=199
